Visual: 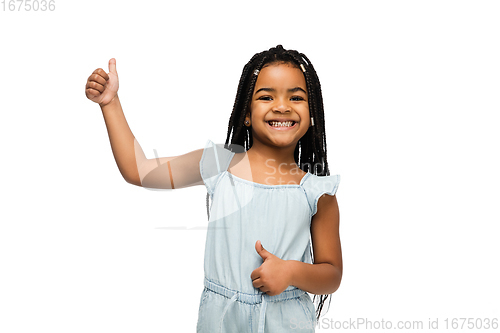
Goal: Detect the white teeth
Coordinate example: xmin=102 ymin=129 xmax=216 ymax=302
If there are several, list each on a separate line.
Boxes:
xmin=269 ymin=121 xmax=294 ymax=127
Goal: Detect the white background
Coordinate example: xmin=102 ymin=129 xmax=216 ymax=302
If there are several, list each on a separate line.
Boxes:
xmin=1 ymin=1 xmax=499 ymax=332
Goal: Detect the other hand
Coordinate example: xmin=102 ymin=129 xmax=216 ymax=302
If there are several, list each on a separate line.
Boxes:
xmin=250 ymin=240 xmax=292 ymax=296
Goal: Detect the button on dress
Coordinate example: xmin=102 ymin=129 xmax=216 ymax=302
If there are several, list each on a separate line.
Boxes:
xmin=197 ymin=140 xmax=341 ymax=333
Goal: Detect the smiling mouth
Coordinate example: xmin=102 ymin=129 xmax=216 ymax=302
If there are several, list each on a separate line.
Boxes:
xmin=265 ymin=121 xmax=298 ymax=131
xmin=266 ymin=120 xmax=296 ymax=127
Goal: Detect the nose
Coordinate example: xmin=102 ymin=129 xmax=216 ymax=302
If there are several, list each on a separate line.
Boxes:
xmin=272 ymin=98 xmax=290 ymax=113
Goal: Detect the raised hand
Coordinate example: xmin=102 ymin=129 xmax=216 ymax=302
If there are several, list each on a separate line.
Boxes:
xmin=85 ymin=58 xmax=119 ymax=107
xmin=251 ymin=240 xmax=293 ymax=296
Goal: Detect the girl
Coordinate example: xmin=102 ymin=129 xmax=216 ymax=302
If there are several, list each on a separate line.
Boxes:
xmin=85 ymin=45 xmax=342 ymax=333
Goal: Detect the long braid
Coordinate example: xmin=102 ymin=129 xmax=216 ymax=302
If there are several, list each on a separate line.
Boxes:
xmin=302 ymin=52 xmax=329 ymax=177
xmin=285 ymin=52 xmax=334 ymax=320
xmin=207 ymin=45 xmax=336 ymax=322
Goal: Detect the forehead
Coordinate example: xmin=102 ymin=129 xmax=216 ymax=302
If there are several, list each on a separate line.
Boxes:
xmin=254 ymin=63 xmax=307 ymax=90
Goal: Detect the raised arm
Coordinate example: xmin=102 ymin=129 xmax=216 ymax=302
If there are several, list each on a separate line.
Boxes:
xmin=136 ymin=148 xmax=204 ymax=189
xmin=85 ymin=58 xmax=204 ymax=189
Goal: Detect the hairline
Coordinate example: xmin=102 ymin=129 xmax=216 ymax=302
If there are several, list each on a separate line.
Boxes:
xmin=261 ymin=60 xmax=301 ymax=70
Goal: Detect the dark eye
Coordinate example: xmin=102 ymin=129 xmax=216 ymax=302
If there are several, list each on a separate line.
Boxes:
xmin=258 ymin=96 xmax=273 ymax=101
xmin=291 ymin=96 xmax=305 ymax=101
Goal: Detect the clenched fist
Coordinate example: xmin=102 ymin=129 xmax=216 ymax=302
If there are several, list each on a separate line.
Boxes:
xmin=85 ymin=58 xmax=119 ymax=107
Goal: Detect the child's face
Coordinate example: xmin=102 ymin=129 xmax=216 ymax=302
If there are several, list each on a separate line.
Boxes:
xmin=247 ymin=62 xmax=310 ymax=149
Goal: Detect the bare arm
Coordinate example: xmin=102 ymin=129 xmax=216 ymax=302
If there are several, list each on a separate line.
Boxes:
xmin=100 ymin=95 xmax=145 ymax=186
xmin=86 ymin=59 xmax=204 ymax=189
xmin=101 ymin=95 xmax=204 ymax=187
xmin=288 ymin=193 xmax=342 ymax=295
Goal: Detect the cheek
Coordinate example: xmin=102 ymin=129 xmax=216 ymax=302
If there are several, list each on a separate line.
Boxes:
xmin=250 ymin=103 xmax=266 ymax=117
xmin=249 ymin=102 xmax=258 ymax=115
xmin=300 ymin=104 xmax=310 ymax=118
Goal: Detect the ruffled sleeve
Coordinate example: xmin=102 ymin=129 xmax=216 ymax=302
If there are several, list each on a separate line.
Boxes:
xmin=199 ymin=139 xmax=235 ymax=196
xmin=302 ymin=174 xmax=341 ymax=217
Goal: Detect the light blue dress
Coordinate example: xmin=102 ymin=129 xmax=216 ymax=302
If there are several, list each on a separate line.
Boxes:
xmin=197 ymin=140 xmax=341 ymax=333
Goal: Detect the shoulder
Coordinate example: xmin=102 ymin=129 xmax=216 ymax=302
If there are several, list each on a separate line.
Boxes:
xmin=302 ymin=173 xmax=341 ymax=216
xmin=316 ymin=191 xmax=338 ymax=211
xmin=228 ymin=152 xmax=246 ymax=168
xmin=303 ymin=173 xmax=341 ymax=191
xmin=199 ymin=140 xmax=238 ymax=193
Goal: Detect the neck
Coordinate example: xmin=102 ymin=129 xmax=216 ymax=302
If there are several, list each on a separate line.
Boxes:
xmin=246 ymin=140 xmax=299 ymax=171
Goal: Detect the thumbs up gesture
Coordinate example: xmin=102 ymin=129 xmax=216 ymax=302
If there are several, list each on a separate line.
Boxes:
xmin=250 ymin=240 xmax=293 ymax=296
xmin=85 ymin=58 xmax=120 ymax=107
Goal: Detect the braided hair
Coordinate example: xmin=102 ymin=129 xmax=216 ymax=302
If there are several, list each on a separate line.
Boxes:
xmin=206 ymin=45 xmax=334 ymax=322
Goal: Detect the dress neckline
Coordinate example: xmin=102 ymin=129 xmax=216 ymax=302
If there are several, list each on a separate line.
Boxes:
xmin=225 ymin=170 xmax=311 ymax=188
xmin=224 ymin=150 xmax=312 ymax=188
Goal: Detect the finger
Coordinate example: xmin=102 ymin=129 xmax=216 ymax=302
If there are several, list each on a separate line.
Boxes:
xmin=89 ymin=73 xmax=107 ymax=86
xmin=86 ymin=87 xmax=100 ymax=97
xmin=92 ymin=68 xmax=109 ymax=81
xmin=108 ymin=58 xmax=117 ymax=75
xmin=250 ymin=269 xmax=259 ymax=281
xmin=259 ymin=287 xmax=269 ymax=294
xmin=86 ymin=81 xmax=105 ymax=93
xmin=252 ymin=278 xmax=264 ymax=289
xmin=255 ymin=240 xmax=271 ymax=260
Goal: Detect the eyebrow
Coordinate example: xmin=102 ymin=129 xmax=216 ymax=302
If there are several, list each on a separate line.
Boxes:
xmin=254 ymin=87 xmax=307 ymax=95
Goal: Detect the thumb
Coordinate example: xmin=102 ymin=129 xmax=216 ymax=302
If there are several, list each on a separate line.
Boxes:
xmin=255 ymin=240 xmax=272 ymax=260
xmin=108 ymin=58 xmax=117 ymax=75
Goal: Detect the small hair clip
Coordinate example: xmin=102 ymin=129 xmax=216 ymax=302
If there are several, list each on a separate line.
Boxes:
xmin=300 ymin=64 xmax=306 ymax=73
xmin=253 ymin=69 xmax=260 ymax=76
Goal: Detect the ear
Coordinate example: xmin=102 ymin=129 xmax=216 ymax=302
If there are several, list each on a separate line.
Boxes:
xmin=245 ymin=113 xmax=251 ymax=126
